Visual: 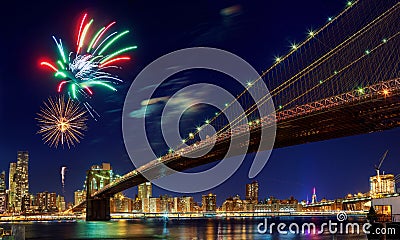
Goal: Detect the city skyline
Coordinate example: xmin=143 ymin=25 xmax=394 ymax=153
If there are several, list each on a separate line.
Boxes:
xmin=0 ymin=150 xmax=398 ymax=209
xmin=1 ymin=0 xmax=400 ymax=205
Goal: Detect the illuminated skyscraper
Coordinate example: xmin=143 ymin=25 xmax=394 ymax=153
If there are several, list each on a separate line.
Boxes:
xmin=15 ymin=151 xmax=29 ymax=211
xmin=8 ymin=162 xmax=16 ymax=211
xmin=202 ymin=193 xmax=217 ymax=212
xmin=246 ymin=181 xmax=259 ymax=203
xmin=36 ymin=191 xmax=57 ymax=212
xmin=311 ymin=187 xmax=317 ymax=204
xmin=56 ymin=195 xmax=66 ymax=212
xmin=370 ymin=174 xmax=395 ymax=198
xmin=0 ymin=171 xmax=6 ymax=213
xmin=138 ymin=182 xmax=152 ymax=212
xmin=138 ymin=182 xmax=152 ymax=199
xmin=74 ymin=190 xmax=86 ymax=206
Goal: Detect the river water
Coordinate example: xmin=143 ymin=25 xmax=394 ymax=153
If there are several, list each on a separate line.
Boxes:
xmin=1 ymin=217 xmax=371 ymax=239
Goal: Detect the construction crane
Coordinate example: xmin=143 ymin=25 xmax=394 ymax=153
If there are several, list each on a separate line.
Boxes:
xmin=375 ymin=150 xmax=389 ymax=181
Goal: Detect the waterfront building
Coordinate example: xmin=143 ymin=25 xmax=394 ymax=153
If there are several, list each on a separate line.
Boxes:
xmin=138 ymin=182 xmax=152 ymax=199
xmin=0 ymin=171 xmax=6 ymax=214
xmin=74 ymin=190 xmax=86 ymax=206
xmin=8 ymin=162 xmax=16 ymax=212
xmin=246 ymin=181 xmax=259 ymax=203
xmin=132 ymin=197 xmax=142 ymax=212
xmin=372 ymin=195 xmax=400 ymax=222
xmin=202 ymin=193 xmax=217 ymax=212
xmin=21 ymin=195 xmax=31 ymax=212
xmin=36 ymin=191 xmax=58 ymax=212
xmin=138 ymin=182 xmax=152 ymax=212
xmin=160 ymin=195 xmax=175 ymax=213
xmin=222 ymin=195 xmax=245 ymax=212
xmin=110 ymin=193 xmax=133 ymax=213
xmin=302 ymin=193 xmax=371 ymax=212
xmin=15 ymin=151 xmax=29 ymax=211
xmin=370 ymin=174 xmax=395 ymax=198
xmin=177 ymin=196 xmax=194 ymax=213
xmin=142 ymin=197 xmax=150 ymax=213
xmin=56 ymin=195 xmax=66 ymax=212
xmin=254 ymin=196 xmax=301 ymax=212
xmin=149 ymin=197 xmax=161 ymax=213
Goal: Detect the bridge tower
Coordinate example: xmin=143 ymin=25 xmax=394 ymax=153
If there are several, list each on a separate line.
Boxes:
xmin=86 ymin=163 xmax=113 ymax=221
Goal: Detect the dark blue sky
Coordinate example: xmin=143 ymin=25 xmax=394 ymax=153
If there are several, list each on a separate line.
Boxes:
xmin=0 ymin=0 xmax=399 ymax=205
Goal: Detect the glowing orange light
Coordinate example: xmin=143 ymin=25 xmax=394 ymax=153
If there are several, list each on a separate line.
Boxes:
xmin=382 ymin=89 xmax=389 ymax=96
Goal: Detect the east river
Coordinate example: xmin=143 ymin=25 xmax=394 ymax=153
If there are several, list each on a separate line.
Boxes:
xmin=0 ymin=216 xmax=374 ymax=239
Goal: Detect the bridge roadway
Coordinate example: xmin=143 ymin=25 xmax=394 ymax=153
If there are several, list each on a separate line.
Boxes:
xmin=73 ymin=78 xmax=400 ymax=211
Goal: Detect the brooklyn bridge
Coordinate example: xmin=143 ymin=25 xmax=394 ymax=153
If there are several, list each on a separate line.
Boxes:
xmin=70 ymin=0 xmax=400 ymax=220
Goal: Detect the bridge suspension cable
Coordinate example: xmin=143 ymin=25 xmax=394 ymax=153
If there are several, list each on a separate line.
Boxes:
xmin=214 ymin=1 xmax=400 ymax=137
xmin=171 ymin=1 xmax=362 ymax=151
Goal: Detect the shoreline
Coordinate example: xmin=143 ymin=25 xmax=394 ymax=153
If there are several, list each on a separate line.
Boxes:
xmin=0 ymin=211 xmax=367 ymax=222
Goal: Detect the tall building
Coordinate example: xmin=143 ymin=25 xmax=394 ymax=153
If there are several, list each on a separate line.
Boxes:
xmin=142 ymin=197 xmax=150 ymax=213
xmin=110 ymin=193 xmax=133 ymax=213
xmin=138 ymin=182 xmax=152 ymax=212
xmin=160 ymin=195 xmax=175 ymax=213
xmin=36 ymin=191 xmax=57 ymax=212
xmin=311 ymin=187 xmax=317 ymax=204
xmin=254 ymin=196 xmax=301 ymax=212
xmin=370 ymin=174 xmax=395 ymax=198
xmin=21 ymin=195 xmax=31 ymax=212
xmin=246 ymin=181 xmax=259 ymax=203
xmin=74 ymin=190 xmax=86 ymax=206
xmin=8 ymin=162 xmax=16 ymax=211
xmin=177 ymin=196 xmax=194 ymax=213
xmin=149 ymin=197 xmax=162 ymax=213
xmin=56 ymin=195 xmax=66 ymax=212
xmin=138 ymin=182 xmax=152 ymax=199
xmin=222 ymin=195 xmax=245 ymax=212
xmin=0 ymin=171 xmax=6 ymax=213
xmin=15 ymin=151 xmax=29 ymax=211
xmin=202 ymin=193 xmax=217 ymax=212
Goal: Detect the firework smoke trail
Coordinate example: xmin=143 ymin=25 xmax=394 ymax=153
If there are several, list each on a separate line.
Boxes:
xmin=40 ymin=13 xmax=137 ymax=119
xmin=61 ymin=166 xmax=67 ymax=193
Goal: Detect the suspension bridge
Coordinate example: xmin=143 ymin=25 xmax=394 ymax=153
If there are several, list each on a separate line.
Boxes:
xmin=70 ymin=0 xmax=400 ymax=220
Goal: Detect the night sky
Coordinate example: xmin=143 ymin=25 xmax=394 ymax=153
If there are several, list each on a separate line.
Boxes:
xmin=0 ymin=1 xmax=399 ymax=205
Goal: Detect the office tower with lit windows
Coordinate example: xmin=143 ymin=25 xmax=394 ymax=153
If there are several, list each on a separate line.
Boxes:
xmin=370 ymin=174 xmax=395 ymax=198
xmin=8 ymin=151 xmax=29 ymax=212
xmin=246 ymin=181 xmax=259 ymax=203
xmin=138 ymin=182 xmax=152 ymax=212
xmin=0 ymin=171 xmax=6 ymax=213
xmin=15 ymin=151 xmax=29 ymax=211
xmin=8 ymin=162 xmax=16 ymax=211
xmin=74 ymin=190 xmax=86 ymax=206
xmin=202 ymin=193 xmax=217 ymax=212
xmin=56 ymin=195 xmax=66 ymax=212
xmin=138 ymin=182 xmax=152 ymax=199
xmin=36 ymin=191 xmax=57 ymax=212
xmin=21 ymin=195 xmax=31 ymax=212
